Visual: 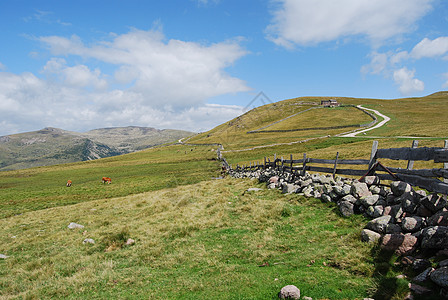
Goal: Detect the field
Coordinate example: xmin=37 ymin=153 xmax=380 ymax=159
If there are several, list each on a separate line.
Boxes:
xmin=1 ymin=92 xmax=448 ymax=299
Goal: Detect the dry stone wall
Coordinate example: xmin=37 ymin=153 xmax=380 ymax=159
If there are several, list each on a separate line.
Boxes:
xmin=230 ymin=166 xmax=448 ymax=297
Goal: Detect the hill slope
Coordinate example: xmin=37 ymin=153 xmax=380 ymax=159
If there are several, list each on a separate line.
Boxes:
xmin=0 ymin=126 xmax=193 ymax=171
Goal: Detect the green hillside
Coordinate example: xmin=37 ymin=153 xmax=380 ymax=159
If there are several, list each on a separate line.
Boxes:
xmin=1 ymin=92 xmax=447 ymax=299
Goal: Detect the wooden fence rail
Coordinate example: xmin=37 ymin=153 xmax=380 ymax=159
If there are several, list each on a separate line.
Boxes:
xmin=231 ymin=140 xmax=448 ymax=194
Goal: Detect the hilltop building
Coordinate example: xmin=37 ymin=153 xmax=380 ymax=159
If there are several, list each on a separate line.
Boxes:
xmin=321 ymin=99 xmax=340 ymax=107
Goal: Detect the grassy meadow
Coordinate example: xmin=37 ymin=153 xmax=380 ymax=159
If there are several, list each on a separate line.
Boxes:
xmin=1 ymin=92 xmax=448 ymax=299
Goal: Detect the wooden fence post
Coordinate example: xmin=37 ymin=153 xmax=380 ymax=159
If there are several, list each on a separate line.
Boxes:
xmin=302 ymin=153 xmax=307 ymax=176
xmin=332 ymin=152 xmax=339 ymax=178
xmin=406 ymin=140 xmax=419 ymax=170
xmin=368 ymin=140 xmax=378 ymax=170
xmin=264 ymin=157 xmax=267 ymax=169
xmin=444 ymin=140 xmax=448 ymax=200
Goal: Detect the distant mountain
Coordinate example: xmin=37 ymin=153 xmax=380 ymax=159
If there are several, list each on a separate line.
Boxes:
xmin=0 ymin=126 xmax=194 ymax=171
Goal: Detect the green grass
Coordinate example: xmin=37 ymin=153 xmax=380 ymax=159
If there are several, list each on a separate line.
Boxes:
xmin=0 ymin=144 xmax=219 ymax=219
xmin=2 ymin=92 xmax=447 ymax=299
xmin=0 ymin=178 xmax=387 ymax=299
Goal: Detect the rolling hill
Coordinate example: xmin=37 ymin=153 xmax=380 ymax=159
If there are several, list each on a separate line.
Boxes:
xmin=1 ymin=92 xmax=447 ymax=299
xmin=0 ymin=126 xmax=194 ymax=171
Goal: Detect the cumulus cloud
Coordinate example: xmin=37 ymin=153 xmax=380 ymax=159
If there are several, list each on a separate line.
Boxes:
xmin=266 ymin=0 xmax=433 ymax=47
xmin=0 ymin=28 xmax=251 ymax=136
xmin=38 ymin=29 xmax=250 ymax=108
xmin=393 ymin=67 xmax=424 ymax=95
xmin=410 ymin=37 xmax=448 ymax=59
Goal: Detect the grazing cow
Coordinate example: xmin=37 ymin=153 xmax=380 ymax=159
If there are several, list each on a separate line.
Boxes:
xmin=102 ymin=177 xmax=112 ymax=184
xmin=66 ymin=180 xmax=72 ymax=187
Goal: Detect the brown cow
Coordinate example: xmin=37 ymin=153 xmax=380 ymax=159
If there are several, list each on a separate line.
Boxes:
xmin=66 ymin=180 xmax=72 ymax=187
xmin=102 ymin=177 xmax=112 ymax=184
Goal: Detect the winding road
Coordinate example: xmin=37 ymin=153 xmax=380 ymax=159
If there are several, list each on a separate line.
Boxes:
xmin=339 ymin=105 xmax=390 ymax=137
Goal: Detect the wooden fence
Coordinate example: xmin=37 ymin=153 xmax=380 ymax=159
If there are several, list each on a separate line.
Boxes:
xmin=231 ymin=140 xmax=448 ymax=194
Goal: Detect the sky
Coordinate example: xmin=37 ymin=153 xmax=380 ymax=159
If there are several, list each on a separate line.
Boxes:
xmin=1 ymin=0 xmax=447 ymax=136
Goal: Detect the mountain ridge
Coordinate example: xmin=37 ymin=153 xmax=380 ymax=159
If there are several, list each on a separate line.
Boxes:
xmin=0 ymin=126 xmax=194 ymax=171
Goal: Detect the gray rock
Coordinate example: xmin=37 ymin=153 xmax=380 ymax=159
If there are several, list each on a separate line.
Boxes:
xmin=360 ymin=194 xmax=380 ymax=207
xmin=282 ymin=183 xmax=297 ymax=194
xmin=388 ymin=204 xmax=404 ymax=221
xmin=366 ymin=215 xmax=392 ymax=234
xmin=342 ymin=194 xmax=357 ymax=204
xmin=401 ymin=216 xmax=424 ymax=233
xmin=83 ymin=238 xmax=95 ymax=244
xmin=430 ymin=267 xmax=448 ymax=288
xmin=303 ymin=186 xmax=314 ymax=198
xmin=369 ymin=185 xmax=381 ymax=195
xmin=390 ymin=181 xmax=412 ymax=196
xmin=278 ymin=285 xmax=300 ymax=299
xmin=339 ymin=200 xmax=354 ymax=217
xmin=0 ymin=254 xmax=9 ymax=259
xmin=246 ymin=187 xmax=263 ymax=193
xmin=412 ymin=267 xmax=434 ymax=283
xmin=320 ymin=193 xmax=332 ymax=203
xmin=408 ymin=282 xmax=432 ymax=295
xmin=381 ymin=233 xmax=418 ymax=255
xmin=362 ymin=176 xmax=380 ymax=186
xmin=429 ymin=211 xmax=448 ymax=226
xmin=421 ymin=193 xmax=447 ymax=213
xmin=386 ymin=223 xmax=403 ymax=234
xmin=68 ymin=222 xmax=85 ymax=229
xmin=416 ymin=204 xmax=433 ymax=217
xmin=421 ymin=226 xmax=448 ymax=250
xmin=440 ymin=259 xmax=448 ymax=268
xmin=361 ymin=229 xmax=381 ymax=243
xmin=351 ymin=182 xmax=372 ymax=199
xmin=371 ymin=205 xmax=384 ymax=218
xmin=412 ymin=259 xmax=432 ymax=272
xmin=126 ymin=238 xmax=135 ymax=245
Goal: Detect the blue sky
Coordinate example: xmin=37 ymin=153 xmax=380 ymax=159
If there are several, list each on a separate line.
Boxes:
xmin=1 ymin=0 xmax=447 ymax=136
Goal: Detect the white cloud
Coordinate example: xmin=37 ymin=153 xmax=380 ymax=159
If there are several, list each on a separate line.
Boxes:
xmin=0 ymin=28 xmax=251 ymax=136
xmin=39 ymin=29 xmax=250 ymax=108
xmin=393 ymin=67 xmax=424 ymax=95
xmin=410 ymin=37 xmax=448 ymax=59
xmin=266 ymin=0 xmax=433 ymax=47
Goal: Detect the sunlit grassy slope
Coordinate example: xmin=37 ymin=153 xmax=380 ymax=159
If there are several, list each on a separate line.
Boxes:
xmin=187 ymin=92 xmax=448 ymax=150
xmin=1 ymin=92 xmax=447 ymax=299
xmin=1 ymin=178 xmax=381 ymax=299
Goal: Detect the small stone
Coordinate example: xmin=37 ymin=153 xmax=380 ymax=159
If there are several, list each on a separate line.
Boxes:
xmin=366 ymin=215 xmax=392 ymax=234
xmin=408 ymin=282 xmax=432 ymax=295
xmin=351 ymin=182 xmax=372 ymax=199
xmin=421 ymin=193 xmax=447 ymax=213
xmin=430 ymin=266 xmax=448 ymax=288
xmin=278 ymin=285 xmax=300 ymax=299
xmin=401 ymin=216 xmax=424 ymax=233
xmin=381 ymin=233 xmax=418 ymax=255
xmin=246 ymin=187 xmax=263 ymax=193
xmin=361 ymin=229 xmax=381 ymax=243
xmin=362 ymin=176 xmax=380 ymax=186
xmin=421 ymin=226 xmax=448 ymax=250
xmin=412 ymin=267 xmax=434 ymax=283
xmin=359 ymin=194 xmax=380 ymax=207
xmin=338 ymin=200 xmax=354 ymax=217
xmin=302 ymin=297 xmax=313 ymax=300
xmin=83 ymin=238 xmax=95 ymax=244
xmin=390 ymin=181 xmax=412 ymax=196
xmin=68 ymin=222 xmax=85 ymax=229
xmin=428 ymin=211 xmax=448 ymax=226
xmin=126 ymin=238 xmax=135 ymax=245
xmin=0 ymin=254 xmax=9 ymax=259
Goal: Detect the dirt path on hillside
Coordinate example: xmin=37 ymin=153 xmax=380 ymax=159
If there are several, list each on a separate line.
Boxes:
xmin=339 ymin=105 xmax=390 ymax=137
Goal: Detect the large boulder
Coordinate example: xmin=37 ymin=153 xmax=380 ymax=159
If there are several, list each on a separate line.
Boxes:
xmin=421 ymin=226 xmax=448 ymax=250
xmin=278 ymin=285 xmax=300 ymax=299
